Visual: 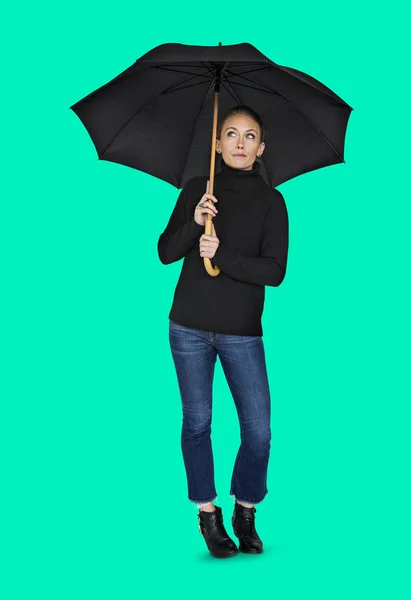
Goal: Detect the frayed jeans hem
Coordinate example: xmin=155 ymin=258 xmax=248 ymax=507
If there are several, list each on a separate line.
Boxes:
xmin=189 ymin=495 xmax=218 ymax=508
xmin=230 ymin=491 xmax=267 ymax=505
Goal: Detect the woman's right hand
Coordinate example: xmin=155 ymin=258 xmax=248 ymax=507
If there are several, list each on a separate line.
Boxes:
xmin=194 ymin=180 xmax=218 ymax=226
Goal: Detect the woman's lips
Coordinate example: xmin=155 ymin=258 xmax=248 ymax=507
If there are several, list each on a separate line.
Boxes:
xmin=233 ymin=154 xmax=246 ymax=157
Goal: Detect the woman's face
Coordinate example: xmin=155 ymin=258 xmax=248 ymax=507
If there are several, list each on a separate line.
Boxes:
xmin=216 ymin=113 xmax=265 ymax=170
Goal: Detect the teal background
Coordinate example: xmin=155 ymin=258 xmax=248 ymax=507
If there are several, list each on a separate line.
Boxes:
xmin=2 ymin=1 xmax=410 ymax=598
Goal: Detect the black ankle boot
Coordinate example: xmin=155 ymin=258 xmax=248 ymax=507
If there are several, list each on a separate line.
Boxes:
xmin=232 ymin=502 xmax=263 ymax=554
xmin=198 ymin=505 xmax=239 ymax=558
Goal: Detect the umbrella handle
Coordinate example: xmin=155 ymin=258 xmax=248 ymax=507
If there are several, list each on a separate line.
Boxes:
xmin=203 ymin=86 xmax=221 ymax=277
xmin=203 ymin=214 xmax=220 ymax=276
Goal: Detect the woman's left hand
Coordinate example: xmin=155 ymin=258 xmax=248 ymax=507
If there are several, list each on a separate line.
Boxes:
xmin=199 ymin=222 xmax=220 ymax=259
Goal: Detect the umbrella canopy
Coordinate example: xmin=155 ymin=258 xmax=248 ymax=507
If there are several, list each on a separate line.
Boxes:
xmin=70 ymin=42 xmax=353 ymax=189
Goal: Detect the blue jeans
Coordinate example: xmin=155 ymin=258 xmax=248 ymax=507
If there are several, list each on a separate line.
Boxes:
xmin=168 ymin=319 xmax=271 ymax=506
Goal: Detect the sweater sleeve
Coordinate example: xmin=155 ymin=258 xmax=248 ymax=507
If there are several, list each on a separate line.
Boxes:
xmin=157 ymin=178 xmax=205 ymax=265
xmin=213 ymin=191 xmax=289 ymax=287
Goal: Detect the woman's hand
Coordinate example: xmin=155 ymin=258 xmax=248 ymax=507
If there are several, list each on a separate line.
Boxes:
xmin=194 ymin=179 xmax=218 ymax=226
xmin=200 ymin=222 xmax=219 ymax=259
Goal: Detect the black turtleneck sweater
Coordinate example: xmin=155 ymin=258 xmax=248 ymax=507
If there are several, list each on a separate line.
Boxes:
xmin=157 ymin=158 xmax=289 ymax=336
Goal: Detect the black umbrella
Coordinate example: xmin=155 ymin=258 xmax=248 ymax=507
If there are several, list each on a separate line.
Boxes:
xmin=70 ymin=41 xmax=353 ymax=276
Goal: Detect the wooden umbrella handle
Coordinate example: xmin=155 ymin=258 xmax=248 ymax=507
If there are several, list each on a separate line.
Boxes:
xmin=203 ymin=89 xmax=221 ymax=277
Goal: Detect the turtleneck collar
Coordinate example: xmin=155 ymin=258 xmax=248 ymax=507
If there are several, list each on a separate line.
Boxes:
xmin=215 ymin=157 xmax=261 ymax=193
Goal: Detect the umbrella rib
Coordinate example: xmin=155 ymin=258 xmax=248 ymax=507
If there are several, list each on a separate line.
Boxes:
xmin=151 ymin=65 xmax=214 ymax=81
xmin=197 ymin=60 xmax=232 ymax=111
xmin=152 ymin=64 xmax=224 ymax=95
xmin=178 ymin=76 xmax=219 ymax=188
xmin=220 ymin=78 xmax=243 ymax=104
xmin=269 ymin=63 xmax=353 ymax=108
xmin=200 ymin=61 xmax=221 ymax=78
xmin=198 ymin=61 xmax=231 ymax=111
xmin=224 ymin=65 xmax=274 ymax=76
xmin=225 ymin=69 xmax=345 ymax=161
xmin=100 ymin=64 xmax=224 ymax=158
xmin=151 ymin=62 xmax=228 ymax=92
xmin=175 ymin=60 xmax=231 ymax=185
xmin=224 ymin=76 xmax=284 ymax=96
xmin=164 ymin=79 xmax=215 ymax=95
xmin=199 ymin=79 xmax=218 ymax=111
xmin=100 ymin=77 xmax=210 ymax=158
xmin=225 ymin=64 xmax=351 ymax=106
xmin=92 ymin=63 xmax=213 ymax=94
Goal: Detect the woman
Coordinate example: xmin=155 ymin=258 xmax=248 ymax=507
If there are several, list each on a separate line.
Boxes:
xmin=158 ymin=105 xmax=289 ymax=558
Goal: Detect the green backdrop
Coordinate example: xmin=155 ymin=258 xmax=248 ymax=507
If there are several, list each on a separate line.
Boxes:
xmin=2 ymin=1 xmax=410 ymax=598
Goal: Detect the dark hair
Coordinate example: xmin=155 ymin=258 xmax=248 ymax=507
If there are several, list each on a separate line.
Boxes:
xmin=216 ymin=105 xmax=264 ymax=143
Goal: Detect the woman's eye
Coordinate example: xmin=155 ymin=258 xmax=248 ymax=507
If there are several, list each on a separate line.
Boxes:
xmin=227 ymin=131 xmax=255 ymax=138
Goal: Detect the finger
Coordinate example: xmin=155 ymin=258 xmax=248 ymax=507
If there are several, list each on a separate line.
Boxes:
xmin=199 ymin=203 xmax=217 ymax=215
xmin=197 ymin=203 xmax=214 ymax=213
xmin=199 ymin=208 xmax=216 ymax=217
xmin=203 ymin=201 xmax=218 ymax=213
